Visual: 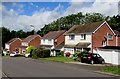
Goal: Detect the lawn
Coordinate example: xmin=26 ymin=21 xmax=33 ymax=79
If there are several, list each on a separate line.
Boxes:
xmin=102 ymin=66 xmax=120 ymax=75
xmin=38 ymin=56 xmax=76 ymax=63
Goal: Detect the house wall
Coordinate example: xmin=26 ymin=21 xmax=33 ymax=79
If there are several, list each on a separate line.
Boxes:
xmin=5 ymin=44 xmax=9 ymax=50
xmin=21 ymin=42 xmax=28 ymax=47
xmin=65 ymin=34 xmax=91 ymax=45
xmin=92 ymin=23 xmax=116 ymax=52
xmin=117 ymin=36 xmax=120 ymax=46
xmin=54 ymin=33 xmax=65 ymax=46
xmin=9 ymin=39 xmax=22 ymax=53
xmin=29 ymin=36 xmax=41 ymax=47
xmin=64 ymin=47 xmax=75 ymax=55
xmin=41 ymin=39 xmax=54 ymax=45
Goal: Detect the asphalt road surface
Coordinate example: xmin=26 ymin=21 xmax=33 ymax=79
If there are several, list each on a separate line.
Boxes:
xmin=2 ymin=57 xmax=118 ymax=78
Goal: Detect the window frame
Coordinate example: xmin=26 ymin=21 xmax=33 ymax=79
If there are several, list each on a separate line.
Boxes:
xmin=80 ymin=34 xmax=86 ymax=40
xmin=107 ymin=34 xmax=113 ymax=40
xmin=69 ymin=34 xmax=75 ymax=40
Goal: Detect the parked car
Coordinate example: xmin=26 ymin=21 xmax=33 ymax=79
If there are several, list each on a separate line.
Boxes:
xmin=2 ymin=51 xmax=7 ymax=56
xmin=24 ymin=53 xmax=32 ymax=57
xmin=80 ymin=53 xmax=105 ymax=64
xmin=10 ymin=52 xmax=21 ymax=57
xmin=24 ymin=49 xmax=33 ymax=58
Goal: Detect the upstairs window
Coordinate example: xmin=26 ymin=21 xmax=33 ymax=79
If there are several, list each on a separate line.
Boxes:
xmin=80 ymin=34 xmax=86 ymax=40
xmin=69 ymin=35 xmax=75 ymax=40
xmin=48 ymin=39 xmax=52 ymax=44
xmin=43 ymin=39 xmax=45 ymax=43
xmin=107 ymin=34 xmax=113 ymax=40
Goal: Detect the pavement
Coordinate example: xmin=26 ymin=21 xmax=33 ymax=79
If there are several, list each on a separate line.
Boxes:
xmin=2 ymin=57 xmax=119 ymax=78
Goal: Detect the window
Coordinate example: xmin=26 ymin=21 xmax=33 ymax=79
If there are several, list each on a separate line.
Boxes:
xmin=80 ymin=34 xmax=86 ymax=40
xmin=102 ymin=41 xmax=106 ymax=46
xmin=107 ymin=34 xmax=113 ymax=40
xmin=48 ymin=39 xmax=52 ymax=44
xmin=43 ymin=39 xmax=45 ymax=43
xmin=69 ymin=35 xmax=75 ymax=40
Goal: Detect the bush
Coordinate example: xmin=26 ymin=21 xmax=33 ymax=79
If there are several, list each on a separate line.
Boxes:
xmin=32 ymin=48 xmax=50 ymax=59
xmin=32 ymin=48 xmax=41 ymax=59
xmin=61 ymin=51 xmax=64 ymax=56
xmin=26 ymin=46 xmax=35 ymax=54
xmin=43 ymin=49 xmax=50 ymax=57
xmin=76 ymin=52 xmax=81 ymax=57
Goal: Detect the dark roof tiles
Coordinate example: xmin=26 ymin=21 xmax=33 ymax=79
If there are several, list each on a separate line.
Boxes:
xmin=65 ymin=21 xmax=104 ymax=35
xmin=6 ymin=38 xmax=21 ymax=44
xmin=22 ymin=34 xmax=41 ymax=42
xmin=43 ymin=30 xmax=66 ymax=39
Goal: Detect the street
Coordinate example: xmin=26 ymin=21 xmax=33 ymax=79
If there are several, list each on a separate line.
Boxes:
xmin=2 ymin=57 xmax=118 ymax=78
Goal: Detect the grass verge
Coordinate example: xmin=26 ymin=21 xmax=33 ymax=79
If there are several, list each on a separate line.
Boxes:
xmin=38 ymin=56 xmax=76 ymax=63
xmin=102 ymin=66 xmax=120 ymax=75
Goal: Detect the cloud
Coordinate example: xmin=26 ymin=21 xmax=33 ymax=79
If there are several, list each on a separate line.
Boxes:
xmin=2 ymin=1 xmax=118 ymax=31
xmin=2 ymin=4 xmax=61 ymax=31
xmin=64 ymin=0 xmax=118 ymax=16
xmin=30 ymin=2 xmax=39 ymax=8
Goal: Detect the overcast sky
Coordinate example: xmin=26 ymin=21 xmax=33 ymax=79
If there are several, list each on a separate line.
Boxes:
xmin=1 ymin=0 xmax=119 ymax=31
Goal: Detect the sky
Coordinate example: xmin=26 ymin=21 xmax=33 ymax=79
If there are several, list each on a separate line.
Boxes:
xmin=1 ymin=0 xmax=119 ymax=31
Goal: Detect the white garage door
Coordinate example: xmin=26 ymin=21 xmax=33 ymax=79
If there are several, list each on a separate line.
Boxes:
xmin=97 ymin=49 xmax=119 ymax=65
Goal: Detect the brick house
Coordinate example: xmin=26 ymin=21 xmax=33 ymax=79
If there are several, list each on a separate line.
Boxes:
xmin=64 ymin=21 xmax=119 ymax=56
xmin=5 ymin=38 xmax=22 ymax=53
xmin=114 ymin=30 xmax=120 ymax=46
xmin=40 ymin=30 xmax=66 ymax=56
xmin=20 ymin=35 xmax=41 ymax=54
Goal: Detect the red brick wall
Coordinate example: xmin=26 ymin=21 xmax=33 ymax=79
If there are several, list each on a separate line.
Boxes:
xmin=29 ymin=36 xmax=41 ymax=47
xmin=54 ymin=33 xmax=65 ymax=46
xmin=92 ymin=23 xmax=116 ymax=52
xmin=9 ymin=39 xmax=22 ymax=53
xmin=117 ymin=36 xmax=120 ymax=46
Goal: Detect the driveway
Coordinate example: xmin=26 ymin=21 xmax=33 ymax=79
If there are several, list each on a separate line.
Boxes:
xmin=2 ymin=57 xmax=118 ymax=78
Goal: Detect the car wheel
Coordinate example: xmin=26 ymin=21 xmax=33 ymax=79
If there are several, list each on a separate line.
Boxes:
xmin=81 ymin=59 xmax=83 ymax=63
xmin=91 ymin=60 xmax=94 ymax=64
xmin=102 ymin=60 xmax=105 ymax=64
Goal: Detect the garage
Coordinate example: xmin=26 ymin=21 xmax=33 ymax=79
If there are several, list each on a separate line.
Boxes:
xmin=97 ymin=46 xmax=120 ymax=65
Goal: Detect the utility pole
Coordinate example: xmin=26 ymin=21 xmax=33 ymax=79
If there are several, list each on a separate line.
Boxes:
xmin=30 ymin=25 xmax=35 ymax=35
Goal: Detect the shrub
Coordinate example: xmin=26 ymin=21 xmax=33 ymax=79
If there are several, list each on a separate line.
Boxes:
xmin=26 ymin=46 xmax=35 ymax=54
xmin=43 ymin=49 xmax=50 ymax=57
xmin=76 ymin=52 xmax=81 ymax=57
xmin=32 ymin=48 xmax=50 ymax=58
xmin=32 ymin=48 xmax=41 ymax=59
xmin=61 ymin=51 xmax=64 ymax=56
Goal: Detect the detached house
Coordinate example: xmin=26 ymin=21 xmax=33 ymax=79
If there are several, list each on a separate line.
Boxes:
xmin=5 ymin=38 xmax=22 ymax=53
xmin=114 ymin=30 xmax=120 ymax=46
xmin=20 ymin=35 xmax=41 ymax=54
xmin=64 ymin=21 xmax=119 ymax=56
xmin=40 ymin=30 xmax=66 ymax=56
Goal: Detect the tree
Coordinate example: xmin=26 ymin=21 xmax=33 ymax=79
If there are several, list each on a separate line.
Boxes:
xmin=1 ymin=27 xmax=11 ymax=48
xmin=107 ymin=15 xmax=120 ymax=32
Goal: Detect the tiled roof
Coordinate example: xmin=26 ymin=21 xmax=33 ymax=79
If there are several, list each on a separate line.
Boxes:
xmin=43 ymin=30 xmax=66 ymax=39
xmin=6 ymin=38 xmax=21 ymax=44
xmin=22 ymin=34 xmax=41 ymax=42
xmin=76 ymin=42 xmax=91 ymax=48
xmin=54 ymin=42 xmax=64 ymax=50
xmin=64 ymin=42 xmax=91 ymax=48
xmin=39 ymin=45 xmax=53 ymax=49
xmin=64 ymin=21 xmax=104 ymax=35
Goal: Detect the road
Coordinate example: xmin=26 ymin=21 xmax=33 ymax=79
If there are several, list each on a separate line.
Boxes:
xmin=2 ymin=57 xmax=118 ymax=78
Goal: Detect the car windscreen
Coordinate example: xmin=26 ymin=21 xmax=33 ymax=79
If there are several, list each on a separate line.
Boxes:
xmin=92 ymin=54 xmax=101 ymax=58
